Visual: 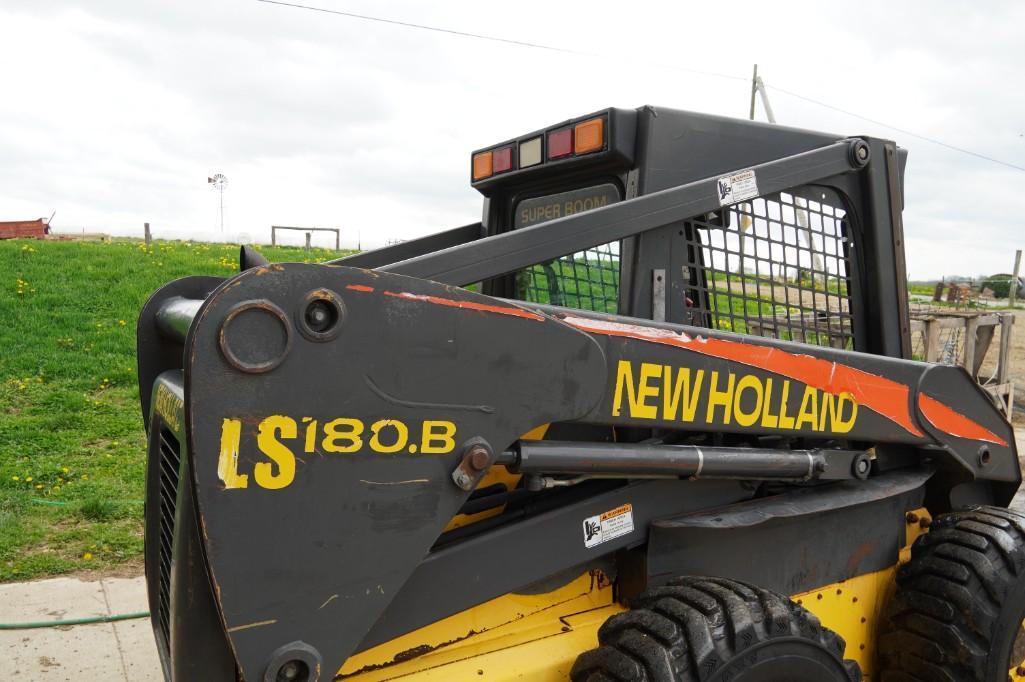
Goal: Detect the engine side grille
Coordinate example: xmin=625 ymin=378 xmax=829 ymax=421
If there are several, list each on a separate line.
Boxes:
xmin=155 ymin=428 xmax=181 ymax=652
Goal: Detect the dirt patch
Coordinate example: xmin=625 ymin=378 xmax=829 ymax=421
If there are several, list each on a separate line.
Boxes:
xmin=68 ymin=558 xmax=144 ymax=582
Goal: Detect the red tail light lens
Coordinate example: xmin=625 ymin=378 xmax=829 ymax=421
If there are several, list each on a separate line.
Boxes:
xmin=493 ymin=146 xmax=513 ymax=174
xmin=547 ymin=128 xmax=573 ymax=159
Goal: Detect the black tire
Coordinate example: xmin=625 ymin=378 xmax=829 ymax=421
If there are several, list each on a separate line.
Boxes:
xmin=879 ymin=505 xmax=1025 ymax=681
xmin=571 ymin=576 xmax=861 ymax=682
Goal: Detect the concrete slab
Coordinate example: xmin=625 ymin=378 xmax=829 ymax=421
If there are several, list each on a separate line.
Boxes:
xmin=0 ymin=576 xmax=107 ymax=622
xmin=99 ymin=576 xmax=161 ymax=680
xmin=0 ymin=576 xmax=159 ymax=681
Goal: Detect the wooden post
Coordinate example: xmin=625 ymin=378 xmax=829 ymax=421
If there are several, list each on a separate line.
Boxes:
xmin=271 ymin=226 xmax=277 ymax=246
xmin=997 ymin=313 xmax=1014 ymax=384
xmin=1010 ymin=249 xmax=1022 ymax=309
xmin=144 ymin=222 xmax=151 ymax=246
xmin=335 ymin=229 xmax=340 ymax=251
xmin=924 ymin=318 xmax=941 ymax=362
xmin=305 ymin=231 xmax=312 ymax=254
xmin=963 ymin=315 xmax=979 ymax=377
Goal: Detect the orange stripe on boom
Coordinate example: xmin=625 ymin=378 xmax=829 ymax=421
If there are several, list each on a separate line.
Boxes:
xmin=563 ymin=316 xmax=926 ymax=438
xmin=382 ymin=291 xmax=546 ymax=322
xmin=918 ymin=394 xmax=1007 ymax=446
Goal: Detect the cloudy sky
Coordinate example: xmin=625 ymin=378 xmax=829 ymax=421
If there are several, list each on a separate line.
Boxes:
xmin=1 ymin=0 xmax=1022 ymax=278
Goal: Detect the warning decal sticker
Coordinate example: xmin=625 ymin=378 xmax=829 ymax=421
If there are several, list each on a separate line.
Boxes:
xmin=583 ymin=503 xmax=635 ymax=548
xmin=716 ymin=169 xmax=759 ymax=206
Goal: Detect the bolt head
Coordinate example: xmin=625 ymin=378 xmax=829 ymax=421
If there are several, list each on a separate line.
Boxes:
xmin=857 ymin=145 xmax=869 ymax=160
xmin=469 ymin=448 xmax=490 ymax=471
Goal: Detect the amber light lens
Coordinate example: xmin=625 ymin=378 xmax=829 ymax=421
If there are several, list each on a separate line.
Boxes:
xmin=574 ymin=117 xmax=604 ymax=154
xmin=472 ymin=151 xmax=493 ymax=180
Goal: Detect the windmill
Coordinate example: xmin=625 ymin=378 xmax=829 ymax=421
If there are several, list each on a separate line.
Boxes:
xmin=208 ymin=173 xmax=228 ymax=233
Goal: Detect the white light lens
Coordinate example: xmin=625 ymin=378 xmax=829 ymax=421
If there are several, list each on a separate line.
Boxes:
xmin=519 ymin=137 xmax=542 ymax=167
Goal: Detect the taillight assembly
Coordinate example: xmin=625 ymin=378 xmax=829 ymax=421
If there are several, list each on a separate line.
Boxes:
xmin=471 ymin=114 xmax=606 ymax=181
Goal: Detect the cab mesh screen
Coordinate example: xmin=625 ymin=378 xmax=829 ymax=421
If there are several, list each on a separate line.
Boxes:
xmin=685 ymin=189 xmax=855 ymax=349
xmin=515 ymin=241 xmax=620 ymax=314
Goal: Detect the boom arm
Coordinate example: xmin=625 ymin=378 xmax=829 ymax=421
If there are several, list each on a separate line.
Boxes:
xmin=143 ymin=262 xmax=1016 ymax=681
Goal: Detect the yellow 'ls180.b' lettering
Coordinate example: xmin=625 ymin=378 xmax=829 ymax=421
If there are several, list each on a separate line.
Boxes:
xmin=611 ymin=360 xmax=858 ymax=435
xmin=217 ymin=416 xmax=457 ymax=490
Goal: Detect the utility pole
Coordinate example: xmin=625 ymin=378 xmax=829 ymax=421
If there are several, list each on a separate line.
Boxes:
xmin=749 ymin=64 xmax=758 ymax=120
xmin=1010 ymin=249 xmax=1022 ymax=309
xmin=750 ymin=65 xmax=776 ymax=124
xmin=746 ymin=66 xmax=820 ymax=287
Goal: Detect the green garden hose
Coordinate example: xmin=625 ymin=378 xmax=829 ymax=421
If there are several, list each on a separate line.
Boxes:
xmin=0 ymin=611 xmax=150 ymax=630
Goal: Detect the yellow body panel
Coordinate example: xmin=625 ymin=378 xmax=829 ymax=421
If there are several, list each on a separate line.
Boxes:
xmin=339 ymin=571 xmax=623 ymax=680
xmin=343 ymin=506 xmax=931 ymax=681
xmin=791 ymin=506 xmax=930 ymax=680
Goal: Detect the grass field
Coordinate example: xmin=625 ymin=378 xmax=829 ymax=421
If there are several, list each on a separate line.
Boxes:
xmin=0 ymin=238 xmax=351 ymax=581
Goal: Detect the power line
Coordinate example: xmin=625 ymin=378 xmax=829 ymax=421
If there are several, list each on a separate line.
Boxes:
xmin=256 ymin=0 xmax=575 ymax=54
xmin=765 ymin=84 xmax=1025 ymax=173
xmin=257 ymin=0 xmax=1025 ymax=174
xmin=254 ymin=0 xmax=746 ymax=84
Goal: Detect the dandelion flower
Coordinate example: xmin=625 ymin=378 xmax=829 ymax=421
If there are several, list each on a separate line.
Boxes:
xmin=11 ymin=476 xmax=19 ymax=481
xmin=83 ymin=552 xmax=93 ymax=560
xmin=25 ymin=476 xmax=32 ymax=482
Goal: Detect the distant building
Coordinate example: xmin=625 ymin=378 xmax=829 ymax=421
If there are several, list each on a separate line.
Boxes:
xmin=0 ymin=218 xmax=48 ymax=239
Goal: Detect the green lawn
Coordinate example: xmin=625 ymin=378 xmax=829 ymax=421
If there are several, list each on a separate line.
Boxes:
xmin=0 ymin=238 xmax=352 ymax=581
xmin=0 ymin=239 xmax=953 ymax=582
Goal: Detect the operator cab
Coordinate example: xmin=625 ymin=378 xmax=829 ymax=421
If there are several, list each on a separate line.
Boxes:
xmin=469 ymin=106 xmax=911 ymax=358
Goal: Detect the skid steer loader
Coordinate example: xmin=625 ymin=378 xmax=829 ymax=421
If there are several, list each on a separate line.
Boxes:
xmin=138 ymin=106 xmax=1024 ymax=682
